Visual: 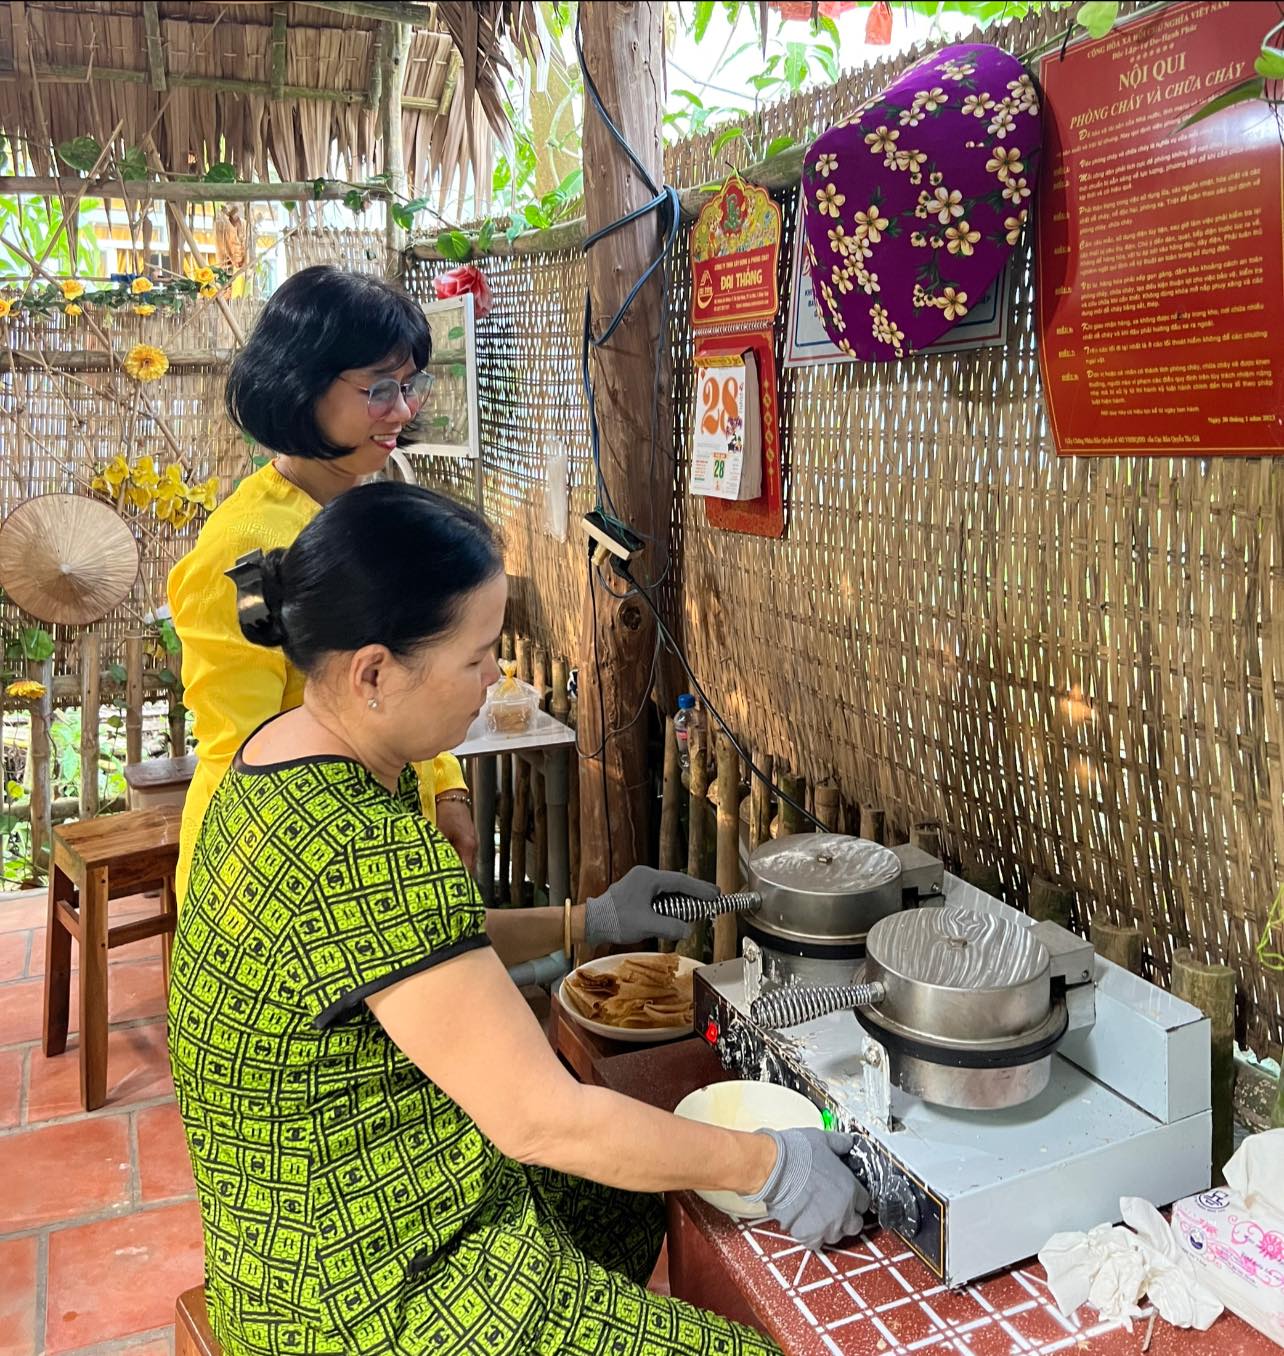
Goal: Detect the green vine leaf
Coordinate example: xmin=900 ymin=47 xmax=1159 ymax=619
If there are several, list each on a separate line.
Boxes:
xmin=203 ymin=161 xmax=237 ymax=183
xmin=118 ymin=146 xmax=150 ymax=182
xmin=1256 ymin=46 xmax=1284 ymax=80
xmin=1175 ymin=76 xmax=1265 ymax=132
xmin=1076 ymin=1 xmax=1120 ymax=40
xmin=435 ymin=229 xmax=473 ymax=261
xmin=57 ymin=136 xmax=103 ymax=172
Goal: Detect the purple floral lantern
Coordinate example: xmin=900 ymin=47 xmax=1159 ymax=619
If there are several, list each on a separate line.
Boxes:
xmin=800 ymin=44 xmax=1043 ymax=361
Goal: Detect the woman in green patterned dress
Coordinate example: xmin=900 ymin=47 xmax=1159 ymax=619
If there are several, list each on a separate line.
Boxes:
xmin=168 ymin=482 xmax=868 ymax=1356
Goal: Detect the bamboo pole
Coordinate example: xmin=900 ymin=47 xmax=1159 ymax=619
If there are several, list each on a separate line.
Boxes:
xmin=659 ymin=716 xmax=682 ymax=871
xmin=9 ymin=794 xmax=126 ymax=825
xmin=777 ymin=770 xmax=806 ymax=837
xmin=1091 ymin=917 xmax=1143 ymax=973
xmin=859 ymin=805 xmax=886 ymax=844
xmin=0 ymin=176 xmax=396 ymax=202
xmin=381 ymin=19 xmax=410 ymax=265
xmin=814 ymin=781 xmax=841 ymax=832
xmin=1029 ymin=876 xmax=1075 ymax=929
xmin=1171 ymin=950 xmax=1236 ymax=1181
xmin=678 ymin=720 xmax=711 ymax=961
xmin=567 ymin=686 xmax=580 ymax=908
xmin=509 ymin=636 xmax=531 ymax=907
xmin=270 ymin=2 xmax=288 ymax=99
xmin=714 ymin=733 xmax=741 ymax=962
xmin=124 ymin=633 xmax=145 ymax=766
xmin=4 ymin=348 xmax=233 ymax=373
xmin=749 ymin=754 xmax=772 ymax=851
xmin=531 ymin=645 xmax=549 ymax=903
xmin=27 ymin=658 xmax=53 ymax=870
xmin=497 ymin=632 xmax=513 ymax=901
xmin=79 ymin=633 xmax=101 ymax=819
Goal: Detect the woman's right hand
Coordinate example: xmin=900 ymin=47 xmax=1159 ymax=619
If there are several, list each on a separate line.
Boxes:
xmin=746 ymin=1128 xmax=870 ymax=1249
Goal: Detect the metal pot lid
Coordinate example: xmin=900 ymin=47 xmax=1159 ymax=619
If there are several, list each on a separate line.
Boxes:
xmin=748 ymin=834 xmax=903 ymax=946
xmin=865 ymin=905 xmax=1052 ymax=1044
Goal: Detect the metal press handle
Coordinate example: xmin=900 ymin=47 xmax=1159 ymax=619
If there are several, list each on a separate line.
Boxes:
xmin=750 ymin=982 xmax=886 ymax=1029
xmin=651 ymin=890 xmax=762 ymax=924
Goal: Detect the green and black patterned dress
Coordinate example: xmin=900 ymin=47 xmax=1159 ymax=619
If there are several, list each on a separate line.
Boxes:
xmin=168 ymin=749 xmax=782 ymax=1356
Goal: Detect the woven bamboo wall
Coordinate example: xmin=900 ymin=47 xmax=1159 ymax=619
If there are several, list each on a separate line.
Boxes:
xmin=406 ymin=4 xmax=1284 ymax=1054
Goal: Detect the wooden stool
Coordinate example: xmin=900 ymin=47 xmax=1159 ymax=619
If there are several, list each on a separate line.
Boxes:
xmin=124 ymin=754 xmax=196 ymax=810
xmin=41 ymin=805 xmax=182 ymax=1111
xmin=176 ymin=1286 xmax=222 ymax=1356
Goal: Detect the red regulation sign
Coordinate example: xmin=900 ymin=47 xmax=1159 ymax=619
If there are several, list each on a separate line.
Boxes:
xmin=1036 ymin=0 xmax=1283 ymax=456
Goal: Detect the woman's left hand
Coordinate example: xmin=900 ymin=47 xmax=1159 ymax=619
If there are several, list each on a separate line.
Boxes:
xmin=436 ymin=798 xmax=479 ymax=873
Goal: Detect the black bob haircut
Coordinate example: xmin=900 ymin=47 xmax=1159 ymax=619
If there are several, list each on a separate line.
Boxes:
xmin=230 ymin=482 xmax=503 ymax=675
xmin=224 ymin=265 xmax=431 ymax=460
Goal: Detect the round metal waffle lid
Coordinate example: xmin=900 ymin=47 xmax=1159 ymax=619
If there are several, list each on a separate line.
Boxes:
xmin=750 ymin=833 xmax=901 ymax=902
xmin=868 ymin=905 xmax=1049 ymax=994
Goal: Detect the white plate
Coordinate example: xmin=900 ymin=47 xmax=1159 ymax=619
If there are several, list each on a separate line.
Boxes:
xmin=556 ymin=952 xmax=700 ymax=1044
xmin=674 ymin=1082 xmax=825 ymax=1218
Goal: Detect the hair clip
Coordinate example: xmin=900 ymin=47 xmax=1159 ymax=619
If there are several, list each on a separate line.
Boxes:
xmin=226 ymin=550 xmax=272 ymax=630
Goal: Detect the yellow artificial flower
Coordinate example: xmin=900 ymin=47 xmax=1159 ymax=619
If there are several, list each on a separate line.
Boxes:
xmin=61 ymin=279 xmax=85 ymax=300
xmin=90 ymin=474 xmax=110 ymax=495
xmin=64 ymin=304 xmax=83 ymax=317
xmin=198 ymin=283 xmax=219 ymax=299
xmin=185 ymin=475 xmax=219 ymax=511
xmin=154 ymin=463 xmax=187 ymax=521
xmin=131 ymin=276 xmax=154 ymax=295
xmin=0 ymin=298 xmax=13 ymax=318
xmin=123 ymin=343 xmax=169 ymax=382
xmin=133 ymin=303 xmax=157 ymax=317
xmin=194 ymin=266 xmax=216 ymax=285
xmin=101 ymin=454 xmax=131 ymax=491
xmin=124 ymin=483 xmax=152 ymax=510
xmin=169 ymin=502 xmax=197 ymax=530
xmin=130 ymin=455 xmax=159 ymax=491
xmin=6 ymin=679 xmax=47 ymax=702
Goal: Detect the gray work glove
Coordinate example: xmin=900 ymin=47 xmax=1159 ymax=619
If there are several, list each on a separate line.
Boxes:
xmin=746 ymin=1129 xmax=870 ymax=1250
xmin=582 ymin=867 xmax=717 ymax=946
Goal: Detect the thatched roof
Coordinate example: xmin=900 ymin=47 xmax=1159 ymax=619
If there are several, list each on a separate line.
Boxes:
xmin=0 ymin=1 xmax=536 ymax=202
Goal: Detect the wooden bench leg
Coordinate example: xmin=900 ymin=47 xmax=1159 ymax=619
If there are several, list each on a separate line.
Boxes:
xmin=160 ymin=874 xmax=177 ymax=992
xmin=42 ymin=865 xmax=75 ymax=1057
xmin=79 ymin=865 xmax=110 ymax=1112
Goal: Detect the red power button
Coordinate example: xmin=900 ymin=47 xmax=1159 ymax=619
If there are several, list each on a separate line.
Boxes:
xmin=704 ymin=1018 xmax=720 ymax=1045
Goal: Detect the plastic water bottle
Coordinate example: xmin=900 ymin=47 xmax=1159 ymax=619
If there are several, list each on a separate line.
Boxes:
xmin=674 ymin=694 xmax=698 ymax=771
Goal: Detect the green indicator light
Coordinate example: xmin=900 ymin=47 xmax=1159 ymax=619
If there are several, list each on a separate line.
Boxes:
xmin=821 ymin=1108 xmax=836 ymax=1131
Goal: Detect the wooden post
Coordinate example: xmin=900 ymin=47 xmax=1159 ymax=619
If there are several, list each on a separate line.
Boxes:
xmin=531 ymin=645 xmax=549 ymax=903
xmin=910 ymin=819 xmax=943 ymax=860
xmin=567 ymin=686 xmax=581 ymax=906
xmin=1029 ymin=876 xmax=1075 ymax=929
xmin=679 ymin=721 xmax=711 ymax=961
xmin=859 ymin=805 xmax=886 ymax=844
xmin=497 ymin=632 xmax=514 ymax=901
xmin=381 ymin=19 xmax=409 ymax=268
xmin=777 ymin=771 xmax=806 ymax=837
xmin=1172 ymin=950 xmax=1236 ymax=1182
xmin=659 ymin=716 xmax=682 ymax=871
xmin=815 ymin=782 xmax=841 ymax=832
xmin=510 ymin=636 xmax=531 ymax=907
xmin=576 ymin=0 xmax=672 ymax=903
xmin=962 ymin=861 xmax=1004 ymax=899
xmin=714 ymin=734 xmax=740 ymax=962
xmin=125 ymin=633 xmax=145 ymax=766
xmin=169 ymin=696 xmax=186 ymax=758
xmin=79 ymin=633 xmax=101 ymax=819
xmin=1272 ymin=1067 xmax=1284 ymax=1130
xmin=27 ymin=659 xmax=54 ymax=871
xmin=1091 ymin=917 xmax=1143 ymax=973
xmin=749 ymin=754 xmax=773 ymax=850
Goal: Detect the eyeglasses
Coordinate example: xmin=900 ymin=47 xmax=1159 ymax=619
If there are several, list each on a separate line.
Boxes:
xmin=344 ymin=371 xmax=435 ymax=419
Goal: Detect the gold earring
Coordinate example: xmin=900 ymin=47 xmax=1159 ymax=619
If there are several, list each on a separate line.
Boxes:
xmin=368 ymin=698 xmax=379 ymax=710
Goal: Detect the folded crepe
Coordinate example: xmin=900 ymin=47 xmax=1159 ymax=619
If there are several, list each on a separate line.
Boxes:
xmin=563 ymin=952 xmax=693 ymax=1031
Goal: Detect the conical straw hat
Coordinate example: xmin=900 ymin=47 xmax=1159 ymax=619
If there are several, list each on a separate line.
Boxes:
xmin=0 ymin=494 xmax=140 ymax=625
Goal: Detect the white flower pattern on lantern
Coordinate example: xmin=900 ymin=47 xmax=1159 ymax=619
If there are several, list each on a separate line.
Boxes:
xmin=929 ymin=171 xmax=944 ymax=186
xmin=988 ymin=105 xmax=1016 ymax=138
xmin=911 ymin=230 xmax=927 ymax=247
xmin=1008 ymin=73 xmax=1039 ymax=114
xmin=917 ymin=87 xmax=948 ymax=112
xmin=859 ymin=270 xmax=880 ymax=295
xmin=1004 ymin=209 xmax=1029 ymax=245
xmin=831 ymin=265 xmax=854 ymax=295
xmin=846 ymin=236 xmax=874 ymax=261
xmin=827 ymin=224 xmax=853 ymax=256
xmin=853 ymin=205 xmax=889 ymax=243
xmin=963 ymin=92 xmax=994 ymax=118
xmin=815 ymin=152 xmax=839 ymax=177
xmin=931 ymin=187 xmax=964 ymax=224
xmin=865 ymin=125 xmax=899 ymax=155
xmin=815 ymin=183 xmax=846 ymax=218
xmin=938 ymin=58 xmax=976 ymax=81
xmin=986 ymin=147 xmax=1023 ymax=180
xmin=945 ymin=220 xmax=981 ymax=256
xmin=938 ymin=287 xmax=969 ymax=320
xmin=899 ymin=106 xmax=926 ymax=127
xmin=837 ymin=337 xmax=855 ymax=356
xmin=1002 ymin=176 xmax=1032 ymax=205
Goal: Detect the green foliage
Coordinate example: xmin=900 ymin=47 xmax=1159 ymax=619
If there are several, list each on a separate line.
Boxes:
xmin=117 ymin=146 xmax=150 ymax=182
xmin=1076 ymin=1 xmax=1119 ymax=40
xmin=435 ymin=229 xmax=474 ymax=262
xmin=1176 ymin=76 xmax=1266 ymax=131
xmin=2 ymin=267 xmax=235 ymax=317
xmin=57 ymin=135 xmax=103 ymax=172
xmin=203 ymin=161 xmax=238 ymax=183
xmin=1255 ymin=45 xmax=1284 ymax=79
xmin=0 ymin=196 xmax=103 ymax=278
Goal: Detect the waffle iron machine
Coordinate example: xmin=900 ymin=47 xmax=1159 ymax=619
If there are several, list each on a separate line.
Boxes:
xmin=661 ymin=834 xmax=1214 ymax=1287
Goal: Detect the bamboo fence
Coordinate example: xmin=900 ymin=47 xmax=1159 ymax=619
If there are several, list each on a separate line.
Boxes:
xmin=405 ymin=3 xmax=1284 ymax=1056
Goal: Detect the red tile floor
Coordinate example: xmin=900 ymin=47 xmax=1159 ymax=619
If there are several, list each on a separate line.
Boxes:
xmin=0 ymin=888 xmax=670 ymax=1355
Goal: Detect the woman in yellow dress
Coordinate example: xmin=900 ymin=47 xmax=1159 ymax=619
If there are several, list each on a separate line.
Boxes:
xmin=168 ymin=266 xmax=476 ymax=903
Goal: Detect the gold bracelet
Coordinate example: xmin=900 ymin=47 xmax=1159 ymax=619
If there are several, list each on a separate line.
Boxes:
xmin=563 ymin=899 xmax=574 ymax=959
xmin=435 ymin=789 xmax=472 ymax=808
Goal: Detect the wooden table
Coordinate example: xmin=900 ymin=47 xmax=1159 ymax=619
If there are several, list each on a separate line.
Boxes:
xmin=573 ymin=1029 xmax=1276 ymax=1356
xmin=451 ymin=708 xmax=576 ymax=908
